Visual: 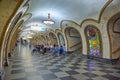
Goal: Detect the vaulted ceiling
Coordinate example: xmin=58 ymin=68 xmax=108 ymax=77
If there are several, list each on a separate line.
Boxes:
xmin=24 ymin=0 xmax=108 ymax=29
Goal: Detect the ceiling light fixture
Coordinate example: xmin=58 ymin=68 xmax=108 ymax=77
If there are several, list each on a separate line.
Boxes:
xmin=43 ymin=13 xmax=55 ymax=25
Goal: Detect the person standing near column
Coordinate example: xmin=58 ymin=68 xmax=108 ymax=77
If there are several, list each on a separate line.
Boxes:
xmin=62 ymin=44 xmax=66 ymax=56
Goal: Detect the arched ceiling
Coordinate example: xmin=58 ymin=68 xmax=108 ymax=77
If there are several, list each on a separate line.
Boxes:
xmin=21 ymin=0 xmax=109 ymax=38
xmin=24 ymin=0 xmax=108 ymax=29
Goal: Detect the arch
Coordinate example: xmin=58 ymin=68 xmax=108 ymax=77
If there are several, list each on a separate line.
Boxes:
xmin=23 ymin=0 xmax=30 ymax=7
xmin=21 ymin=4 xmax=29 ymax=17
xmin=107 ymin=12 xmax=120 ymax=59
xmin=11 ymin=12 xmax=23 ymax=29
xmin=1 ymin=20 xmax=24 ymax=66
xmin=57 ymin=32 xmax=65 ymax=46
xmin=84 ymin=25 xmax=102 ymax=57
xmin=18 ymin=13 xmax=32 ymax=30
xmin=0 ymin=12 xmax=23 ymax=66
xmin=5 ymin=11 xmax=23 ymax=49
xmin=41 ymin=35 xmax=47 ymax=45
xmin=7 ymin=20 xmax=24 ymax=58
xmin=49 ymin=32 xmax=58 ymax=46
xmin=41 ymin=35 xmax=46 ymax=40
xmin=55 ymin=29 xmax=66 ymax=46
xmin=0 ymin=0 xmax=24 ymax=67
xmin=64 ymin=27 xmax=82 ymax=52
xmin=45 ymin=35 xmax=50 ymax=45
xmin=21 ymin=13 xmax=32 ymax=22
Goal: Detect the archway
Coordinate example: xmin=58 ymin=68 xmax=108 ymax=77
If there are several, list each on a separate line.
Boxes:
xmin=4 ymin=12 xmax=23 ymax=54
xmin=0 ymin=12 xmax=23 ymax=66
xmin=108 ymin=12 xmax=120 ymax=61
xmin=11 ymin=12 xmax=23 ymax=29
xmin=85 ymin=25 xmax=102 ymax=57
xmin=57 ymin=33 xmax=65 ymax=46
xmin=3 ymin=20 xmax=24 ymax=66
xmin=49 ymin=32 xmax=58 ymax=46
xmin=7 ymin=12 xmax=23 ymax=45
xmin=45 ymin=35 xmax=50 ymax=46
xmin=41 ymin=35 xmax=47 ymax=45
xmin=7 ymin=20 xmax=24 ymax=55
xmin=65 ymin=27 xmax=82 ymax=52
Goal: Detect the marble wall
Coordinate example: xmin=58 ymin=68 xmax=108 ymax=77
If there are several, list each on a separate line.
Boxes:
xmin=0 ymin=0 xmax=18 ymax=39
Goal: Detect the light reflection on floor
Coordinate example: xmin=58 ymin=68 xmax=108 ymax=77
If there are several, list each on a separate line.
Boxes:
xmin=4 ymin=44 xmax=120 ymax=80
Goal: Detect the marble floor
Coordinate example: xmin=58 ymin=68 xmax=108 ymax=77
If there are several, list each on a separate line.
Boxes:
xmin=5 ymin=44 xmax=120 ymax=80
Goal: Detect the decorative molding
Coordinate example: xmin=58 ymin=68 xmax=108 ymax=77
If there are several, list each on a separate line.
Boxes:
xmin=60 ymin=0 xmax=113 ymax=28
xmin=5 ymin=12 xmax=23 ymax=57
xmin=0 ymin=0 xmax=24 ymax=67
xmin=21 ymin=13 xmax=32 ymax=21
xmin=60 ymin=20 xmax=80 ymax=33
xmin=98 ymin=0 xmax=113 ymax=23
xmin=80 ymin=18 xmax=98 ymax=27
xmin=80 ymin=0 xmax=113 ymax=26
xmin=55 ymin=29 xmax=62 ymax=33
xmin=60 ymin=20 xmax=79 ymax=29
xmin=21 ymin=4 xmax=29 ymax=18
xmin=23 ymin=0 xmax=30 ymax=7
xmin=7 ymin=20 xmax=24 ymax=59
xmin=19 ymin=13 xmax=32 ymax=30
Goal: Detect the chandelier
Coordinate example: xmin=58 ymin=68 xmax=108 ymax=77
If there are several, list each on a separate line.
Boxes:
xmin=43 ymin=13 xmax=55 ymax=25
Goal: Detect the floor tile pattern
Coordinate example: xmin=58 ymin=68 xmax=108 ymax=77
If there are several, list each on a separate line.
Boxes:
xmin=5 ymin=45 xmax=120 ymax=80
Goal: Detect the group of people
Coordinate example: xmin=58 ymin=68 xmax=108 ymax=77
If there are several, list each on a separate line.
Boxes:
xmin=32 ymin=44 xmax=50 ymax=55
xmin=31 ymin=44 xmax=67 ymax=56
xmin=51 ymin=44 xmax=66 ymax=56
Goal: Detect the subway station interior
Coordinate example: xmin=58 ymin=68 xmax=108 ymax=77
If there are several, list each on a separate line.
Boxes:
xmin=0 ymin=0 xmax=120 ymax=80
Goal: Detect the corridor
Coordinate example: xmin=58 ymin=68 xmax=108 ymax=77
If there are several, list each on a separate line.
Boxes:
xmin=5 ymin=44 xmax=120 ymax=80
xmin=1 ymin=0 xmax=120 ymax=80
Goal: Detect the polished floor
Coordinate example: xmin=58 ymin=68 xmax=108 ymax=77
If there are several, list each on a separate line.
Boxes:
xmin=5 ymin=44 xmax=120 ymax=80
